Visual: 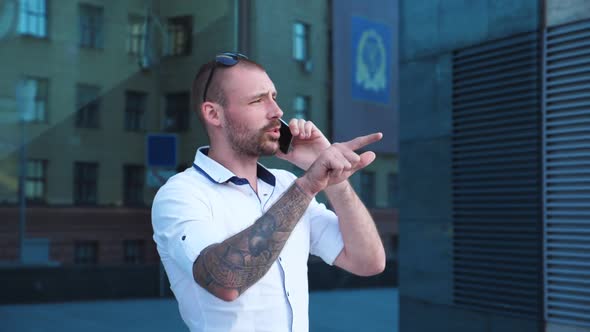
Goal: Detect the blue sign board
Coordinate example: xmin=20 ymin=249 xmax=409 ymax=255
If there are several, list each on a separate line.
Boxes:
xmin=351 ymin=16 xmax=392 ymax=105
xmin=146 ymin=134 xmax=177 ymax=168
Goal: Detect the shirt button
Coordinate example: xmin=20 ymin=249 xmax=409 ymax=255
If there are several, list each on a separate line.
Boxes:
xmin=286 ymin=291 xmax=290 ymax=297
xmin=279 ymin=257 xmax=282 ymax=262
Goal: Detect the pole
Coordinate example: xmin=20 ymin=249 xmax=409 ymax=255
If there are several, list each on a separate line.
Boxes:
xmin=18 ymin=112 xmax=26 ymax=263
xmin=15 ymin=81 xmax=30 ymax=264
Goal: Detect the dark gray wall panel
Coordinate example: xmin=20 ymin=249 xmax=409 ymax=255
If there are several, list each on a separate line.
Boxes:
xmin=543 ymin=18 xmax=590 ymax=328
xmin=452 ymin=31 xmax=543 ymax=319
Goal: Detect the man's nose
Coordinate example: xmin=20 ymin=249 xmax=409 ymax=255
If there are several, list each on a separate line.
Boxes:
xmin=269 ymin=99 xmax=283 ymax=119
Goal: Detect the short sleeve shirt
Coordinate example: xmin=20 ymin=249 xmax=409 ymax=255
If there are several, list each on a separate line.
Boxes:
xmin=151 ymin=147 xmax=344 ymax=332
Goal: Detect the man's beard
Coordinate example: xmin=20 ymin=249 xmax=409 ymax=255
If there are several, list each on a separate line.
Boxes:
xmin=225 ymin=118 xmax=280 ymax=157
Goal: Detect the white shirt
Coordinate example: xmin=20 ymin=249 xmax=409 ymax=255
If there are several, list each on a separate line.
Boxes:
xmin=151 ymin=147 xmax=344 ymax=332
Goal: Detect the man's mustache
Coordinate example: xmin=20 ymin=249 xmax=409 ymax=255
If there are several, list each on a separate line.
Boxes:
xmin=262 ymin=120 xmax=281 ymax=131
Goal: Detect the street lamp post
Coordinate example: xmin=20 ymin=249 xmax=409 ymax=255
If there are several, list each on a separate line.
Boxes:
xmin=15 ymin=80 xmax=35 ymax=264
xmin=18 ymin=102 xmax=26 ymax=263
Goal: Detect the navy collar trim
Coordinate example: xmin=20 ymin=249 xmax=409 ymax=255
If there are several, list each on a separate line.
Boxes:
xmin=193 ymin=148 xmax=276 ymax=187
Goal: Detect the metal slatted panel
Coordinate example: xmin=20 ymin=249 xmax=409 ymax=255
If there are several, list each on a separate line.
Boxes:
xmin=544 ymin=19 xmax=590 ymax=328
xmin=452 ymin=32 xmax=543 ymax=318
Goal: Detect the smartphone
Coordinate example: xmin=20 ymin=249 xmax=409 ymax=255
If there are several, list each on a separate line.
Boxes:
xmin=279 ymin=119 xmax=293 ymax=154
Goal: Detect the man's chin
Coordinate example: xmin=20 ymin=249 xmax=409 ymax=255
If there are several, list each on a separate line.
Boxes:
xmin=260 ymin=141 xmax=279 ymax=156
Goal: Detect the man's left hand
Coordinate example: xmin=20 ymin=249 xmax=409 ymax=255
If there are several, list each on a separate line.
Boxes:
xmin=276 ymin=119 xmax=330 ymax=170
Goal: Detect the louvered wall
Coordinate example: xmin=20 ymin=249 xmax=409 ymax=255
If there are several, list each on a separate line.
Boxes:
xmin=451 ymin=32 xmax=543 ymax=318
xmin=543 ymin=19 xmax=590 ymax=328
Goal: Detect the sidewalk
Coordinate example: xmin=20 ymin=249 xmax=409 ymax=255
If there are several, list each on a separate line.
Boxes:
xmin=310 ymin=288 xmax=398 ymax=332
xmin=0 ymin=288 xmax=397 ymax=332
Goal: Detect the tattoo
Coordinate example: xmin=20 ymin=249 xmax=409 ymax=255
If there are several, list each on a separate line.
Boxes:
xmin=193 ymin=182 xmax=311 ymax=297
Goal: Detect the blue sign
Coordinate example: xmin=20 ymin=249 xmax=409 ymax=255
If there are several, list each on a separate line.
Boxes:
xmin=146 ymin=134 xmax=177 ymax=168
xmin=351 ymin=16 xmax=392 ymax=104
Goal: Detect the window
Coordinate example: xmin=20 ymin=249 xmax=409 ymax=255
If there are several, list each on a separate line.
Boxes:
xmin=360 ymin=170 xmax=376 ymax=208
xmin=25 ymin=159 xmax=47 ymax=202
xmin=74 ymin=162 xmax=98 ymax=205
xmin=164 ymin=92 xmax=189 ymax=132
xmin=79 ymin=4 xmax=103 ymax=49
xmin=18 ymin=0 xmax=47 ymax=38
xmin=293 ymin=95 xmax=310 ymax=119
xmin=123 ymin=164 xmax=145 ymax=206
xmin=127 ymin=16 xmax=146 ymax=56
xmin=19 ymin=77 xmax=48 ymax=122
xmin=125 ymin=91 xmax=147 ymax=131
xmin=388 ymin=173 xmax=399 ymax=208
xmin=293 ymin=22 xmax=309 ymax=61
xmin=166 ymin=16 xmax=192 ymax=56
xmin=76 ymin=84 xmax=100 ymax=128
xmin=74 ymin=241 xmax=98 ymax=264
xmin=123 ymin=240 xmax=145 ymax=264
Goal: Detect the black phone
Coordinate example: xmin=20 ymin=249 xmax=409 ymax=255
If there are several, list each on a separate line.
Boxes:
xmin=279 ymin=119 xmax=293 ymax=154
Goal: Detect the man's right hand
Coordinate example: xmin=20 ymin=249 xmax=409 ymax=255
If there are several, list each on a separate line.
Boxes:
xmin=296 ymin=132 xmax=383 ymax=197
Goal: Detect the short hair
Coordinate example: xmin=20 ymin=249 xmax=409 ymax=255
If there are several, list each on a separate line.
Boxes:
xmin=191 ymin=57 xmax=266 ymax=124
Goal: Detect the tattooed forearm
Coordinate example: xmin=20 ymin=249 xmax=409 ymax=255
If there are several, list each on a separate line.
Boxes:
xmin=193 ymin=181 xmax=312 ymax=300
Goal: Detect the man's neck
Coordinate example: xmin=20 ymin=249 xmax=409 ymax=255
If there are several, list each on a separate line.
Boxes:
xmin=207 ymin=145 xmax=260 ymax=191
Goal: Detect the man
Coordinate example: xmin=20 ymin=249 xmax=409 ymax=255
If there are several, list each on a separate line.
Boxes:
xmin=151 ymin=52 xmax=385 ymax=332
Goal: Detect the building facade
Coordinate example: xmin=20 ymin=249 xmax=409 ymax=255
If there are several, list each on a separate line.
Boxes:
xmin=399 ymin=0 xmax=590 ymax=331
xmin=0 ymin=0 xmax=397 ymax=280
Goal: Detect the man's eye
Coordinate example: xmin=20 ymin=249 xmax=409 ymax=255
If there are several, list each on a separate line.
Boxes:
xmin=250 ymin=99 xmax=262 ymax=104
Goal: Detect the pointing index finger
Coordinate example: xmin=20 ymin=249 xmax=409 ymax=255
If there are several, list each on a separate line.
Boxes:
xmin=341 ymin=132 xmax=383 ymax=151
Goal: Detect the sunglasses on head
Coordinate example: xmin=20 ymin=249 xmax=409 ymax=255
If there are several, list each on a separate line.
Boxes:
xmin=202 ymin=52 xmax=248 ymax=102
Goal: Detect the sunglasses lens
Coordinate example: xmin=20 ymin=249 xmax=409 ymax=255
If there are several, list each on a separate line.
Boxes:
xmin=215 ymin=55 xmax=239 ymax=66
xmin=216 ymin=53 xmax=248 ymax=66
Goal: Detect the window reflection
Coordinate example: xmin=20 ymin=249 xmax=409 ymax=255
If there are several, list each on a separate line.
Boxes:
xmin=78 ymin=4 xmax=104 ymax=49
xmin=123 ymin=164 xmax=145 ymax=206
xmin=360 ymin=170 xmax=376 ymax=208
xmin=76 ymin=84 xmax=101 ymax=129
xmin=19 ymin=77 xmax=47 ymax=123
xmin=73 ymin=162 xmax=98 ymax=206
xmin=164 ymin=92 xmax=190 ymax=132
xmin=74 ymin=240 xmax=98 ymax=264
xmin=25 ymin=159 xmax=46 ymax=203
xmin=127 ymin=16 xmax=146 ymax=56
xmin=294 ymin=95 xmax=310 ymax=120
xmin=166 ymin=16 xmax=192 ymax=56
xmin=293 ymin=22 xmax=309 ymax=62
xmin=123 ymin=239 xmax=145 ymax=264
xmin=125 ymin=91 xmax=147 ymax=132
xmin=18 ymin=0 xmax=47 ymax=38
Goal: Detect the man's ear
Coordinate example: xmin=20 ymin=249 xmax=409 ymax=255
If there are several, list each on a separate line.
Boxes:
xmin=201 ymin=102 xmax=222 ymax=127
